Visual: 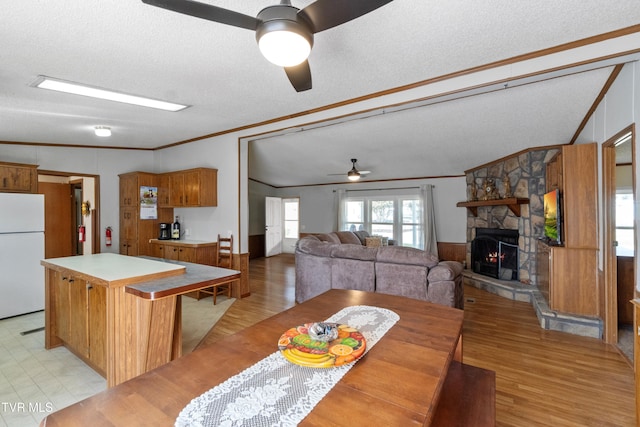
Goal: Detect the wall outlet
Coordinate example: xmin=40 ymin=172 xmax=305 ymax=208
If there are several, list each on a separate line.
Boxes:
xmin=185 ymin=229 xmax=191 ymax=236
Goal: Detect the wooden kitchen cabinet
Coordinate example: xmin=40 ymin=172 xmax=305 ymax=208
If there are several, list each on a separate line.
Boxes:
xmin=157 ymin=173 xmax=171 ymax=208
xmin=161 ymin=168 xmax=217 ymax=207
xmin=68 ymin=276 xmax=89 ymax=358
xmin=47 ymin=270 xmax=106 ymax=375
xmin=119 ymin=206 xmax=138 ymax=255
xmin=52 ymin=271 xmax=70 ymax=343
xmin=0 ymin=161 xmax=38 ymax=193
xmin=119 ymin=172 xmax=173 ymax=256
xmin=150 ymin=239 xmax=216 ymax=266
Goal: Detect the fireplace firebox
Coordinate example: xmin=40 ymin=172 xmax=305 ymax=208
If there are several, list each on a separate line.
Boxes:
xmin=471 ymin=228 xmax=519 ymax=281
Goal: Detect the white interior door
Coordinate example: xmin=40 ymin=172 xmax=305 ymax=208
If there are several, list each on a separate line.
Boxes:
xmin=265 ymin=196 xmax=282 ymax=257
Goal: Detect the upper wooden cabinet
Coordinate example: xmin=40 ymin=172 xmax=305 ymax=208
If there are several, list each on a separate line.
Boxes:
xmin=546 ymin=144 xmax=597 ymax=249
xmin=160 ymin=168 xmax=217 ymax=208
xmin=0 ymin=162 xmax=38 ymax=193
xmin=119 ymin=171 xmax=157 ymax=207
xmin=157 ymin=173 xmax=171 ymax=208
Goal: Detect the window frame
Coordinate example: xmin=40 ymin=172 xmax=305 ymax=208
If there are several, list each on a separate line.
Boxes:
xmin=342 ymin=194 xmax=423 ymax=248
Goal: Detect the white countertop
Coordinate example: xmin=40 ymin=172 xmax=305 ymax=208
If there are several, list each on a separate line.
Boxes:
xmin=42 ymin=253 xmax=184 ymax=283
xmin=149 ymin=239 xmax=216 ymax=246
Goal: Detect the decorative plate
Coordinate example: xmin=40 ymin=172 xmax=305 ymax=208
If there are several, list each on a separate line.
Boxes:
xmin=277 ymin=322 xmax=367 ymax=368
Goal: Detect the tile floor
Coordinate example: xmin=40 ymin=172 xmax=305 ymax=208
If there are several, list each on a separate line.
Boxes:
xmin=0 ymin=295 xmax=232 ymax=427
xmin=0 ymin=311 xmax=104 ymax=427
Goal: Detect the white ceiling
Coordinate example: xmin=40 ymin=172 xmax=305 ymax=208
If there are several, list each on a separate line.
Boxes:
xmin=2 ymin=1 xmax=640 ymax=186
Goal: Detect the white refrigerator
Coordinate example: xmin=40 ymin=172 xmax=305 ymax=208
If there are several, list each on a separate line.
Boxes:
xmin=0 ymin=193 xmax=45 ymax=319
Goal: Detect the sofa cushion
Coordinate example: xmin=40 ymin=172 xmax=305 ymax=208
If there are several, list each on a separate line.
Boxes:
xmin=332 ymin=258 xmax=375 ymax=292
xmin=331 ymin=244 xmax=378 ymax=261
xmin=375 ymin=263 xmax=428 ymax=300
xmin=428 ymin=261 xmax=464 ymax=282
xmin=353 ymin=230 xmax=370 ymax=245
xmin=296 ymin=237 xmax=335 ymax=257
xmin=314 ymin=233 xmax=341 ymax=243
xmin=334 ymin=231 xmax=363 ymax=245
xmin=376 ymin=246 xmax=439 ymax=268
xmin=295 ymin=252 xmax=333 ymax=303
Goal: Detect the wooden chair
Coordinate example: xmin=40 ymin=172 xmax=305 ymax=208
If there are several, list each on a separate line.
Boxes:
xmin=198 ymin=235 xmax=233 ymax=304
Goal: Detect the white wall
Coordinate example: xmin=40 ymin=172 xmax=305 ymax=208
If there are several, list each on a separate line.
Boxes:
xmin=576 ymin=61 xmax=640 ymax=289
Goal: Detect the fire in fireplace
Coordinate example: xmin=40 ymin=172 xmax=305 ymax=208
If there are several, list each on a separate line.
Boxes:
xmin=471 ymin=228 xmax=519 ymax=281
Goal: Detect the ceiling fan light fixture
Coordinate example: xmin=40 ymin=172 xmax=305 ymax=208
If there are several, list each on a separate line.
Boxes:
xmin=258 ymin=30 xmax=311 ymax=67
xmin=347 ymin=169 xmax=361 ymax=181
xmin=256 ymin=5 xmax=313 ymax=68
xmin=94 ymin=126 xmax=111 ymax=137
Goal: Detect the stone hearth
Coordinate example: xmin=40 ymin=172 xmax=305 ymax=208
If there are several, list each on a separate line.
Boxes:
xmin=464 ymin=270 xmax=603 ymax=338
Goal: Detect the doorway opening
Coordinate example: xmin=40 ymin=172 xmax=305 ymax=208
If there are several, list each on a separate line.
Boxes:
xmin=602 ymin=124 xmax=635 ymax=362
xmin=265 ymin=196 xmax=300 ymax=257
xmin=38 ymin=171 xmax=100 ymax=259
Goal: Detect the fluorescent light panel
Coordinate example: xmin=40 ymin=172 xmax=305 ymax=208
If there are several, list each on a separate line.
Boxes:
xmin=33 ymin=76 xmax=188 ymax=112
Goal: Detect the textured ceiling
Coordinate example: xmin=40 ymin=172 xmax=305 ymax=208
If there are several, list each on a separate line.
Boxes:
xmin=1 ymin=1 xmax=640 ymax=186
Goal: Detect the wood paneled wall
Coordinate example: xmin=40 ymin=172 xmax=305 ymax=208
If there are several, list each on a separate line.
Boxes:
xmin=249 ymin=234 xmax=265 ymax=259
xmin=437 ymin=242 xmax=466 ymax=262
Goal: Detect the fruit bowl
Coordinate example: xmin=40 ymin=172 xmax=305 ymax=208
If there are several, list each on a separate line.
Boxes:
xmin=277 ymin=323 xmax=366 ymax=368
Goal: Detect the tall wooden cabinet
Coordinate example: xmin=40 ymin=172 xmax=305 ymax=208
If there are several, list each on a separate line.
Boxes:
xmin=539 ymin=143 xmax=599 ymax=316
xmin=119 ymin=172 xmax=173 ymax=256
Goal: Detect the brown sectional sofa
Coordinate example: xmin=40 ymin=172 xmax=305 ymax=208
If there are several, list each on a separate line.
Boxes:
xmin=295 ymin=231 xmax=464 ymax=309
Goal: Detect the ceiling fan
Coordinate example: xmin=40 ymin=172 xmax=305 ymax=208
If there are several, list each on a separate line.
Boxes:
xmin=329 ymin=158 xmax=371 ymax=181
xmin=141 ymin=0 xmax=394 ymax=92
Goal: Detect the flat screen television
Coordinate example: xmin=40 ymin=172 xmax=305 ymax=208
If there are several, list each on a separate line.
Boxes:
xmin=543 ymin=189 xmax=562 ymax=245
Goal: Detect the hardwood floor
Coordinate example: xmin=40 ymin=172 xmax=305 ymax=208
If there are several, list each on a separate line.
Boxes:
xmin=199 ymin=254 xmax=636 ymax=426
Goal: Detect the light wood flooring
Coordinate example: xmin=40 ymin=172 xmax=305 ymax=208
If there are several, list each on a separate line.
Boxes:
xmin=199 ymin=254 xmax=636 ymax=427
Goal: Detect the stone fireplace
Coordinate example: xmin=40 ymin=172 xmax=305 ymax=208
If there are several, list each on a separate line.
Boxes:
xmin=472 ymin=228 xmax=519 ymax=280
xmin=463 ymin=147 xmax=559 ymax=285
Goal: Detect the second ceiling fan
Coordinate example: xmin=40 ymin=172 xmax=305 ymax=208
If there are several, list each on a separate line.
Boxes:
xmin=328 ymin=158 xmax=371 ymax=181
xmin=141 ymin=0 xmax=394 ymax=92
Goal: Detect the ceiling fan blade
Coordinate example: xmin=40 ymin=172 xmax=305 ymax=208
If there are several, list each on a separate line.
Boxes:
xmin=141 ymin=0 xmax=259 ymax=31
xmin=284 ymin=61 xmax=312 ymax=92
xmin=298 ymin=0 xmax=393 ymax=33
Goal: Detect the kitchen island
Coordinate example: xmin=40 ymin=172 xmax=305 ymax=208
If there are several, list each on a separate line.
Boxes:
xmin=42 ymin=253 xmax=240 ymax=387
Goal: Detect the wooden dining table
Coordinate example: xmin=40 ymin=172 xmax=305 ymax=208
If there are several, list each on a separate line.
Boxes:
xmin=40 ymin=289 xmax=465 ymax=426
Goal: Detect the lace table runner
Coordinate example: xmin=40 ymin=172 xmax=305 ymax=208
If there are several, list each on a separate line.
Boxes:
xmin=176 ymin=305 xmax=399 ymax=427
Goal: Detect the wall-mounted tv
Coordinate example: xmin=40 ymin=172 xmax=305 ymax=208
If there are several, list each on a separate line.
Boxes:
xmin=543 ymin=189 xmax=562 ymax=245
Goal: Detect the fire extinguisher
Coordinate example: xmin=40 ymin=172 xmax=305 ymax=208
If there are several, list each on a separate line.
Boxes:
xmin=105 ymin=227 xmax=112 ymax=247
xmin=78 ymin=225 xmax=86 ymax=243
